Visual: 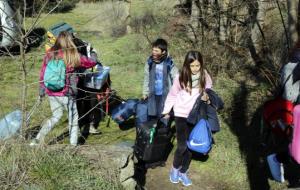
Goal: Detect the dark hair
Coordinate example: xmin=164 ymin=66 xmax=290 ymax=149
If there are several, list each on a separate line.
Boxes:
xmin=179 ymin=50 xmax=206 ymax=92
xmin=152 ymin=38 xmax=168 ymax=52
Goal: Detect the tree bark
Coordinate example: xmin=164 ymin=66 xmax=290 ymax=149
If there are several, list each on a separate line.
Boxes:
xmin=250 ymin=0 xmax=267 ymax=52
xmin=188 ymin=0 xmax=201 ymax=43
xmin=287 ymin=0 xmax=299 ymax=47
xmin=218 ymin=0 xmax=229 ymax=42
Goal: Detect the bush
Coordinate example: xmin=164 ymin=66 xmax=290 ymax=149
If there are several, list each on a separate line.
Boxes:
xmin=80 ymin=0 xmax=110 ymax=2
xmin=111 ymin=24 xmax=127 ymax=38
xmin=130 ymin=11 xmax=156 ymax=33
xmin=10 ymin=0 xmax=79 ymax=16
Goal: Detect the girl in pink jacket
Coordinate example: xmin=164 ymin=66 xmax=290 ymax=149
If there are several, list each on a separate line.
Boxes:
xmin=162 ymin=50 xmax=212 ymax=186
xmin=30 ymin=31 xmax=96 ymax=146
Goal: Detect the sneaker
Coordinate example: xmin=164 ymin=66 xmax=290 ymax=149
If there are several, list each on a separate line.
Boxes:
xmin=179 ymin=172 xmax=192 ymax=186
xmin=89 ymin=125 xmax=101 ymax=134
xmin=29 ymin=139 xmax=40 ymax=146
xmin=267 ymin=154 xmax=285 ymax=183
xmin=169 ymin=167 xmax=180 ymax=183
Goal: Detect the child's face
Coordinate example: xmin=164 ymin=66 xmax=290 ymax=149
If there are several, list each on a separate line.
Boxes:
xmin=152 ymin=47 xmax=163 ymax=59
xmin=190 ymin=60 xmax=201 ymax=75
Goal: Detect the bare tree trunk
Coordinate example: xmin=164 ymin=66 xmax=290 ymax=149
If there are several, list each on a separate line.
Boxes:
xmin=250 ymin=0 xmax=267 ymax=53
xmin=188 ymin=0 xmax=200 ymax=43
xmin=20 ymin=36 xmax=27 ymax=134
xmin=124 ymin=0 xmax=131 ymax=34
xmin=217 ymin=0 xmax=229 ymax=42
xmin=287 ymin=0 xmax=299 ymax=47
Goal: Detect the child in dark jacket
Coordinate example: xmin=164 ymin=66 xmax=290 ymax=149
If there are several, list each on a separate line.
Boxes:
xmin=267 ymin=41 xmax=300 ymax=183
xmin=30 ymin=31 xmax=96 ymax=146
xmin=142 ymin=38 xmax=178 ymax=118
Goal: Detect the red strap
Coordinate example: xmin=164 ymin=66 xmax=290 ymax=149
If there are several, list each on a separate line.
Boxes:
xmin=105 ymin=88 xmax=110 ymax=114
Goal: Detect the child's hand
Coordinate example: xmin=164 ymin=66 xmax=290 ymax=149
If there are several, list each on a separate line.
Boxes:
xmin=201 ymin=91 xmax=209 ymax=102
xmin=143 ymin=95 xmax=148 ymax=100
xmin=162 ymin=113 xmax=170 ymax=119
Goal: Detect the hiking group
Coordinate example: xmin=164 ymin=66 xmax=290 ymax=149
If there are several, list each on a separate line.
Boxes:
xmin=28 ymin=22 xmax=300 ymax=187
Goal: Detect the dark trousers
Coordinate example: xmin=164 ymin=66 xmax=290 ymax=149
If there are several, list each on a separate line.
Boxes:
xmin=155 ymin=95 xmax=163 ymax=118
xmin=84 ymin=90 xmax=104 ymax=128
xmin=276 ymin=150 xmax=290 ymax=164
xmin=173 ymin=117 xmax=193 ymax=173
xmin=148 ymin=95 xmax=163 ymax=119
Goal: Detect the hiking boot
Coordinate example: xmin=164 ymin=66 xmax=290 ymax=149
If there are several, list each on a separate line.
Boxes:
xmin=29 ymin=139 xmax=40 ymax=146
xmin=179 ymin=172 xmax=192 ymax=186
xmin=267 ymin=154 xmax=285 ymax=183
xmin=89 ymin=125 xmax=101 ymax=134
xmin=169 ymin=166 xmax=180 ymax=183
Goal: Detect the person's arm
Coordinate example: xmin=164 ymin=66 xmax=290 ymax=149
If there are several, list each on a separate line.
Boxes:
xmin=39 ymin=56 xmax=48 ymax=97
xmin=170 ymin=64 xmax=179 ymax=84
xmin=200 ymin=70 xmax=213 ymax=102
xmin=162 ymin=75 xmax=181 ymax=115
xmin=79 ymin=55 xmax=97 ymax=68
xmin=142 ymin=61 xmax=150 ymax=98
xmin=205 ymin=70 xmax=213 ymax=89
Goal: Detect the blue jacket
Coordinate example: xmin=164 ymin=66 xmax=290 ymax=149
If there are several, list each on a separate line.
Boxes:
xmin=143 ymin=56 xmax=178 ymax=116
xmin=187 ymin=89 xmax=224 ymax=132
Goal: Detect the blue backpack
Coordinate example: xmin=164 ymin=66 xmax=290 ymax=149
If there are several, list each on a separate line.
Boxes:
xmin=44 ymin=59 xmax=66 ymax=91
xmin=187 ymin=119 xmax=212 ymax=154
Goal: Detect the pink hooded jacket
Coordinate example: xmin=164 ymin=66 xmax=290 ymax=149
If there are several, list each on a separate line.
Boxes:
xmin=162 ymin=70 xmax=213 ymax=118
xmin=39 ymin=50 xmax=96 ymax=96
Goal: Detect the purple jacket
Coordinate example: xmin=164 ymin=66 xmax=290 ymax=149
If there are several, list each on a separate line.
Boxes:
xmin=40 ymin=50 xmax=96 ymax=96
xmin=162 ymin=71 xmax=213 ymax=118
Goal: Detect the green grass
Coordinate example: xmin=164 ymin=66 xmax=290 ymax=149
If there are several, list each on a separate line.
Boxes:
xmin=0 ymin=142 xmax=123 ymax=190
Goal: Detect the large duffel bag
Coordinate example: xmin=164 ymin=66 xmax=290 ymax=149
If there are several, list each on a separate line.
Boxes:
xmin=111 ymin=99 xmax=139 ymax=124
xmin=134 ymin=118 xmax=174 ymax=168
xmin=135 ymin=100 xmax=148 ymax=126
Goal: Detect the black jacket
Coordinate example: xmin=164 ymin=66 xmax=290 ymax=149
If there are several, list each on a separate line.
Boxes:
xmin=187 ymin=89 xmax=224 ymax=132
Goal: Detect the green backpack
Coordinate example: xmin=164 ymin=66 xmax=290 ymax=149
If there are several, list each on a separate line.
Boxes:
xmin=44 ymin=59 xmax=66 ymax=91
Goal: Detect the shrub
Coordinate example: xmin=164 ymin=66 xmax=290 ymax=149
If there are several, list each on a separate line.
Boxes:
xmin=10 ymin=0 xmax=79 ymax=16
xmin=111 ymin=24 xmax=127 ymax=38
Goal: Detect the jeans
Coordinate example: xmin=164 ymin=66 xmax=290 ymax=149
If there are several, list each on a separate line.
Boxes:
xmin=36 ymin=96 xmax=79 ymax=145
xmin=173 ymin=117 xmax=193 ymax=173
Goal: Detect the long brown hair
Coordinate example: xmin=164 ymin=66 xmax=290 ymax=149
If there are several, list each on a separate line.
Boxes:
xmin=50 ymin=31 xmax=80 ymax=67
xmin=179 ymin=50 xmax=206 ymax=92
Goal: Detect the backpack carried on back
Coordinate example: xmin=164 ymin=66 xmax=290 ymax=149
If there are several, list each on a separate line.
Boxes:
xmin=262 ymin=97 xmax=294 ymax=138
xmin=44 ymin=59 xmax=66 ymax=92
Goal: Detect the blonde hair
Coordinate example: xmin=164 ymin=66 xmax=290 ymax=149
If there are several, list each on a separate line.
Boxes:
xmin=50 ymin=31 xmax=80 ymax=67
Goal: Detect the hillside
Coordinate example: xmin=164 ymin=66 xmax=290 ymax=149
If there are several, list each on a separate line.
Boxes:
xmin=0 ymin=1 xmax=298 ymax=189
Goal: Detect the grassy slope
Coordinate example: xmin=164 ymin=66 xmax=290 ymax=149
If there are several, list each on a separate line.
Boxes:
xmin=0 ymin=1 xmax=289 ymax=189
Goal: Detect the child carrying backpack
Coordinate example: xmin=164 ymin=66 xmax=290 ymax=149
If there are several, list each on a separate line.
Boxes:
xmin=162 ymin=51 xmax=213 ymax=186
xmin=142 ymin=38 xmax=178 ymax=120
xmin=266 ymin=41 xmax=300 ymax=183
xmin=30 ymin=31 xmax=96 ymax=146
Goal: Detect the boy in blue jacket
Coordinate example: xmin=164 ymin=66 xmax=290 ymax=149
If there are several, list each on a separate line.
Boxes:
xmin=142 ymin=38 xmax=178 ymax=118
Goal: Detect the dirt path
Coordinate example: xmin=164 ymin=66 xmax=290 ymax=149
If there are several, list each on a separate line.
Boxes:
xmin=143 ymin=158 xmax=226 ymax=190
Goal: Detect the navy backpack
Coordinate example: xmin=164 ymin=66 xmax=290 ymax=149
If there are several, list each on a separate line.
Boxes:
xmin=111 ymin=99 xmax=139 ymax=124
